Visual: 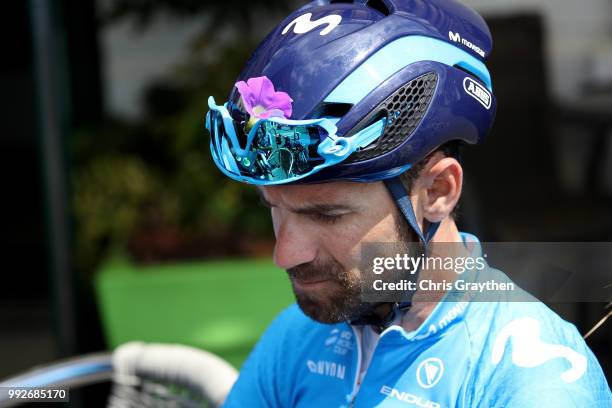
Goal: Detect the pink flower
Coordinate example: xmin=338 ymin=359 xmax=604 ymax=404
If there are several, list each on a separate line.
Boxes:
xmin=235 ymin=76 xmax=293 ymax=126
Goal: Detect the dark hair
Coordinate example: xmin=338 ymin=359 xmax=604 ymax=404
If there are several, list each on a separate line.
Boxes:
xmin=398 ymin=140 xmax=463 ymax=220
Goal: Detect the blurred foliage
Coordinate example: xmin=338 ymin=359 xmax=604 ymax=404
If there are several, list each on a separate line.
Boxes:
xmin=72 ymin=0 xmax=296 ymax=273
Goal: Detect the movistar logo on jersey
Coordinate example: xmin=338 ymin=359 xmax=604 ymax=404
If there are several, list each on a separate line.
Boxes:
xmin=492 ymin=317 xmax=587 ymax=383
xmin=413 ymin=302 xmax=467 ymax=341
xmin=380 ymin=385 xmax=441 ymax=408
xmin=282 ymin=13 xmax=342 ymax=36
xmin=448 ymin=31 xmax=485 ymax=58
xmin=416 ymin=358 xmax=444 ymax=388
xmin=463 ymin=77 xmax=492 ymax=109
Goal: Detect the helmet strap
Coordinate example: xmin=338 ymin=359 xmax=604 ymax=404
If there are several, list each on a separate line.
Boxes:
xmin=383 ymin=176 xmax=440 ymax=244
xmin=350 ymin=176 xmax=439 ymax=330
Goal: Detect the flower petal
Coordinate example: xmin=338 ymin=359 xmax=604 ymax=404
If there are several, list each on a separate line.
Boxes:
xmin=265 ymin=90 xmax=293 ymax=118
xmin=235 ymin=80 xmax=255 ymax=115
xmin=247 ymin=76 xmax=273 ymax=106
xmin=235 ymin=76 xmax=294 ymax=119
xmin=258 ymin=108 xmax=286 ymax=119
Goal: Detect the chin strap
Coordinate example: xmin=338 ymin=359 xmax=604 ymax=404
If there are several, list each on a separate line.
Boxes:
xmin=350 ymin=176 xmax=440 ymax=331
xmin=384 ymin=177 xmax=440 ymax=244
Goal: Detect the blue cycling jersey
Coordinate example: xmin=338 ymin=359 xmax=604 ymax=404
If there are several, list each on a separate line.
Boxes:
xmin=223 ymin=235 xmax=611 ymax=407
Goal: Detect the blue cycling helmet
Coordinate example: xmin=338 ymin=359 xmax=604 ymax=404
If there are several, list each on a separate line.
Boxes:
xmin=207 ymin=0 xmax=496 ymax=236
xmin=212 ymin=0 xmax=495 ymax=177
xmin=206 ymin=0 xmax=496 ymax=324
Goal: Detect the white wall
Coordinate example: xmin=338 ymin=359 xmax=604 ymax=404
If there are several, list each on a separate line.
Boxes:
xmin=464 ymin=0 xmax=612 ymax=99
xmin=100 ymin=0 xmax=612 ymax=119
xmin=101 ymin=15 xmax=203 ymax=119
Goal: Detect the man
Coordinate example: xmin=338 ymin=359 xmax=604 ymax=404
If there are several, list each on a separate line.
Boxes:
xmin=205 ymin=0 xmax=611 ymax=406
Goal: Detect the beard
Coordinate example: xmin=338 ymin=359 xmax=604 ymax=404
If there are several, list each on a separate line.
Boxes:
xmin=287 ymin=257 xmax=378 ymax=323
xmin=285 ymin=211 xmax=416 ymax=324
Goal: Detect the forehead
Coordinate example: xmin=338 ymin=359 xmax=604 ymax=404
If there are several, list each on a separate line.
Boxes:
xmin=259 ymin=181 xmax=388 ymax=206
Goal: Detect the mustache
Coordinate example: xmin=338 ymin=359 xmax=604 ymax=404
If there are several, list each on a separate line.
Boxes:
xmin=287 ymin=258 xmax=345 ymax=282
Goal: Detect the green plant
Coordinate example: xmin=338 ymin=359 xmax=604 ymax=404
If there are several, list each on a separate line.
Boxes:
xmin=71 ymin=1 xmax=293 ymax=273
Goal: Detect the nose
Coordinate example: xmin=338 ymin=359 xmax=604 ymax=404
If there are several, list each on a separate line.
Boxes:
xmin=272 ymin=216 xmax=318 ymax=270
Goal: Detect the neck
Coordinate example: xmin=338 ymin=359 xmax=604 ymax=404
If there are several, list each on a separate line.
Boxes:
xmin=373 ymin=217 xmax=465 ymax=333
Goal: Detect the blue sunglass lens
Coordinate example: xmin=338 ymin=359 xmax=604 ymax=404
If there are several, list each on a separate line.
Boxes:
xmin=208 ymin=109 xmax=328 ymax=181
xmin=236 ymin=121 xmax=325 ymax=181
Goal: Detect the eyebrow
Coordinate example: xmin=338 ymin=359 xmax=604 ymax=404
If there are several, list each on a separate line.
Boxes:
xmin=258 ymin=189 xmax=356 ymax=214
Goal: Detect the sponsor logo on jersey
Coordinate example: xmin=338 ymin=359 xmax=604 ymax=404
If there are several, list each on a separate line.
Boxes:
xmin=325 ymin=328 xmax=340 ymax=346
xmin=463 ymin=77 xmax=492 ymax=110
xmin=416 ymin=358 xmax=444 ymax=388
xmin=380 ymin=385 xmax=441 ymax=408
xmin=325 ymin=328 xmax=353 ymax=355
xmin=413 ymin=302 xmax=467 ymax=341
xmin=306 ymin=359 xmax=346 ymax=380
xmin=282 ymin=13 xmax=342 ymax=36
xmin=438 ymin=302 xmax=467 ymax=330
xmin=492 ymin=317 xmax=587 ymax=383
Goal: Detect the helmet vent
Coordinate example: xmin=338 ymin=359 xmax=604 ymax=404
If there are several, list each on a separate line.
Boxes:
xmin=366 ymin=0 xmax=391 ymax=16
xmin=345 ymin=72 xmax=438 ymax=163
xmin=311 ymin=102 xmax=353 ymax=119
xmin=328 ymin=0 xmax=391 ymax=16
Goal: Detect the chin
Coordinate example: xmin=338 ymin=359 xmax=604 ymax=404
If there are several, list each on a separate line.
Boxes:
xmin=296 ymin=298 xmax=343 ymax=324
xmin=293 ymin=287 xmax=357 ymax=324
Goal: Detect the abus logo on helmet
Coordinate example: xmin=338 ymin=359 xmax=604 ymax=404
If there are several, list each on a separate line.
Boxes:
xmin=282 ymin=13 xmax=342 ymax=36
xmin=463 ymin=77 xmax=492 ymax=110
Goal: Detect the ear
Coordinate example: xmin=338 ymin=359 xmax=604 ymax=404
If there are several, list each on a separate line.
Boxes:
xmin=417 ymin=153 xmax=463 ymax=223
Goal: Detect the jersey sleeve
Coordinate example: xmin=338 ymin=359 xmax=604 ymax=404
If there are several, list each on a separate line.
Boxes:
xmin=472 ymin=303 xmax=612 ymax=407
xmin=222 ymin=305 xmax=297 ymax=408
xmin=501 ymin=384 xmax=611 ymax=408
xmin=489 ymin=355 xmax=611 ymax=408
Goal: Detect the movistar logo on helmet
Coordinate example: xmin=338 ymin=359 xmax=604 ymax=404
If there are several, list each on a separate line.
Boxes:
xmin=448 ymin=31 xmax=485 ymax=58
xmin=463 ymin=77 xmax=492 ymax=110
xmin=282 ymin=13 xmax=342 ymax=36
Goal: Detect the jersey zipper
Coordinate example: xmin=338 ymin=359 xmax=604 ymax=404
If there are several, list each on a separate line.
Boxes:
xmin=347 ymin=325 xmax=362 ymax=407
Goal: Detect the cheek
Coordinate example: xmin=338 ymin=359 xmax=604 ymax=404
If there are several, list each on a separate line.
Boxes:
xmin=319 ymin=223 xmax=360 ymax=253
xmin=363 ymin=213 xmax=398 ymax=241
xmin=319 ymin=215 xmax=397 ymax=265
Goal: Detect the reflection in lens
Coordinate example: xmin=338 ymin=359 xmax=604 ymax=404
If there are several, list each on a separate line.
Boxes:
xmin=235 ymin=121 xmax=325 ymax=181
xmin=207 ymin=105 xmax=332 ymax=181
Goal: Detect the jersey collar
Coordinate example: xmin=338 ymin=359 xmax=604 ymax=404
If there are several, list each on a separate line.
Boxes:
xmin=371 ymin=232 xmax=483 ymax=343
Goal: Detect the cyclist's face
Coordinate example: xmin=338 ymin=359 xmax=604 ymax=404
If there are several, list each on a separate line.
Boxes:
xmin=259 ymin=181 xmax=411 ymax=323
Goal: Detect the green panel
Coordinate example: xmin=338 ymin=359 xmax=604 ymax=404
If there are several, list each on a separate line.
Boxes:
xmin=95 ymin=257 xmax=294 ymax=368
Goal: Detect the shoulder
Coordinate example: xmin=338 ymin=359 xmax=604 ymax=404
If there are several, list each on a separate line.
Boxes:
xmin=461 ymin=271 xmax=611 ymax=406
xmin=460 ymin=267 xmax=581 ymax=345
